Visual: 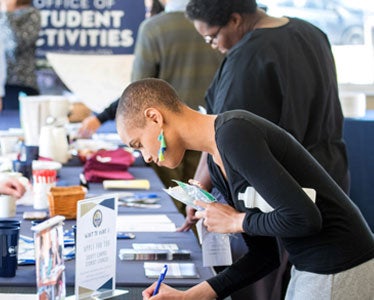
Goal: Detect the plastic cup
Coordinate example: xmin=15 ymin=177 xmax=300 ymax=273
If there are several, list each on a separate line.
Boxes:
xmin=0 ymin=226 xmax=20 ymax=277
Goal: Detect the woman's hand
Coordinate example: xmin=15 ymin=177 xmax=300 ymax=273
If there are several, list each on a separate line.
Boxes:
xmin=194 ymin=200 xmax=245 ymax=234
xmin=142 ymin=282 xmax=185 ymax=300
xmin=142 ymin=281 xmax=217 ymax=300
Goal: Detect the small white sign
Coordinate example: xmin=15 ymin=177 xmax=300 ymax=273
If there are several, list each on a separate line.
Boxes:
xmin=75 ymin=194 xmax=118 ymax=299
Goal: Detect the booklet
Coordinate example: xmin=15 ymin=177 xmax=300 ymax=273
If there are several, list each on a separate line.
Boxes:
xmin=163 ymin=180 xmax=216 ymax=210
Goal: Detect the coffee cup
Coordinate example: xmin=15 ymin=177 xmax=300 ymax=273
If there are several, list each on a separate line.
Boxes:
xmin=0 ymin=219 xmax=21 ymax=227
xmin=0 ymin=226 xmax=20 ymax=277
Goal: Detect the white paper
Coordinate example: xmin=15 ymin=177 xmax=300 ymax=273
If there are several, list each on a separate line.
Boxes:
xmin=197 ymin=220 xmax=232 ymax=267
xmin=46 ymin=53 xmax=135 ymax=113
xmin=132 ymin=243 xmax=179 ymax=250
xmin=116 ymin=214 xmax=176 ymax=232
xmin=144 ymin=262 xmax=199 ymax=279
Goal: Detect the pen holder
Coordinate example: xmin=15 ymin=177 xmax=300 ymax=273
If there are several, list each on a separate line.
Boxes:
xmin=48 ymin=186 xmax=86 ymax=219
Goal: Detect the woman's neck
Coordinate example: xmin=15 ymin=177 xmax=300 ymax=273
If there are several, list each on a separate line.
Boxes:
xmin=176 ymin=106 xmax=217 ymax=154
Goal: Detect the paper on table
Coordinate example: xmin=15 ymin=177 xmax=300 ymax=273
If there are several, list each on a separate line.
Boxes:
xmin=132 ymin=243 xmax=179 ymax=250
xmin=144 ymin=262 xmax=199 ymax=279
xmin=46 ymin=53 xmax=135 ymax=113
xmin=103 ymin=179 xmax=150 ymax=190
xmin=116 ymin=214 xmax=176 ymax=232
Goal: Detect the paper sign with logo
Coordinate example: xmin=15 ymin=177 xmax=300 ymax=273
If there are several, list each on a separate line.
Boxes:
xmin=72 ymin=194 xmax=127 ymax=299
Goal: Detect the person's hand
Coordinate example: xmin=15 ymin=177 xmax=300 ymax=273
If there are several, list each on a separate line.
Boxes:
xmin=177 ymin=205 xmax=198 ymax=232
xmin=142 ymin=282 xmax=185 ymax=299
xmin=194 ymin=200 xmax=245 ymax=234
xmin=77 ymin=116 xmax=101 ymax=138
xmin=0 ymin=177 xmax=26 ymax=198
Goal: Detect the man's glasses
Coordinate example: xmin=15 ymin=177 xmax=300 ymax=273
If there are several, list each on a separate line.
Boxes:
xmin=204 ymin=26 xmax=223 ymax=45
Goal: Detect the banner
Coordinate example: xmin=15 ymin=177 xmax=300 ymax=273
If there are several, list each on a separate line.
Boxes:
xmin=34 ymin=0 xmax=146 ymax=58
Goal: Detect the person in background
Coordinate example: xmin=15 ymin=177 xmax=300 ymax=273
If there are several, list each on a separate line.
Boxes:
xmin=0 ymin=40 xmax=6 ymax=111
xmin=146 ymin=0 xmax=165 ymax=18
xmin=78 ymin=0 xmax=223 ymax=205
xmin=0 ymin=177 xmax=25 ymax=198
xmin=1 ymin=0 xmax=40 ymax=110
xmin=116 ymin=78 xmax=374 ymax=300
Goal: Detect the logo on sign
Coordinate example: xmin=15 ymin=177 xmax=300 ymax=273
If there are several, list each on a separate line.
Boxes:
xmin=93 ymin=209 xmax=103 ymax=228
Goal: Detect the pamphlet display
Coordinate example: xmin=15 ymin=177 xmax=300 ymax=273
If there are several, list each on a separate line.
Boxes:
xmin=32 ymin=216 xmax=66 ymax=300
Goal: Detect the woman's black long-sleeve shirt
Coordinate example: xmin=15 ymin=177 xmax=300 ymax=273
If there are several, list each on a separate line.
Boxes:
xmin=206 ymin=111 xmax=374 ymax=298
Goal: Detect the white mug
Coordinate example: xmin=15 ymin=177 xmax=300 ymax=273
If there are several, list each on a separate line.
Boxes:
xmin=0 ymin=195 xmax=16 ymax=218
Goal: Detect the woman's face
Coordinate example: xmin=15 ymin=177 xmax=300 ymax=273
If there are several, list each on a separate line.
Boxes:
xmin=193 ymin=19 xmax=242 ymax=54
xmin=118 ymin=112 xmax=185 ymax=169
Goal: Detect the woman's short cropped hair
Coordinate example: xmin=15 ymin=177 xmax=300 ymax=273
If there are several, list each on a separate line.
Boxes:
xmin=186 ymin=0 xmax=257 ymax=26
xmin=116 ymin=78 xmax=182 ymax=128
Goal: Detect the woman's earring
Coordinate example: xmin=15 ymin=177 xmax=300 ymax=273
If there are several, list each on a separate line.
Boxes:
xmin=158 ymin=130 xmax=167 ymax=162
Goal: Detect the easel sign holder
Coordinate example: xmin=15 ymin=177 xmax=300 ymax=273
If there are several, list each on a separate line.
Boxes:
xmin=68 ymin=193 xmax=128 ymax=299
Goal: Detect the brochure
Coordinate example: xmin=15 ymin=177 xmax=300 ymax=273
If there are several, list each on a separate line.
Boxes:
xmin=163 ymin=180 xmax=216 ymax=210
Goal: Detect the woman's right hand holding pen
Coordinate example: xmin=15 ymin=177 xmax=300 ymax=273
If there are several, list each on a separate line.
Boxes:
xmin=142 ymin=281 xmax=217 ymax=300
xmin=142 ymin=282 xmax=184 ymax=299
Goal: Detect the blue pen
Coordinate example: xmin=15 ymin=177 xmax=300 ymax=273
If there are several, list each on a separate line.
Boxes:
xmin=152 ymin=264 xmax=168 ymax=296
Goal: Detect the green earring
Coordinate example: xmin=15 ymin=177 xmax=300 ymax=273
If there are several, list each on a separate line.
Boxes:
xmin=158 ymin=130 xmax=167 ymax=162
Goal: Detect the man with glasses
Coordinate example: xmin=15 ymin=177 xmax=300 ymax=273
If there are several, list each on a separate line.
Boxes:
xmin=178 ymin=0 xmax=350 ymax=299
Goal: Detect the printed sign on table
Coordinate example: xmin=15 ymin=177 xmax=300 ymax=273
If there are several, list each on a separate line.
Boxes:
xmin=74 ymin=194 xmax=120 ymax=299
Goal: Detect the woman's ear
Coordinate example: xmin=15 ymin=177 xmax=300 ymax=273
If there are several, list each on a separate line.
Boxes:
xmin=144 ymin=107 xmax=163 ymax=126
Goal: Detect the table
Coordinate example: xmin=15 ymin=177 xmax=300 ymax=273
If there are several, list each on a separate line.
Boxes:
xmin=0 ymin=164 xmax=215 ymax=297
xmin=2 ymin=109 xmax=372 ymax=230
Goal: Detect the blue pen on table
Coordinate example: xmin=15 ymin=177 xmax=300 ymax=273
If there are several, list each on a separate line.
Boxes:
xmin=152 ymin=264 xmax=168 ymax=296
